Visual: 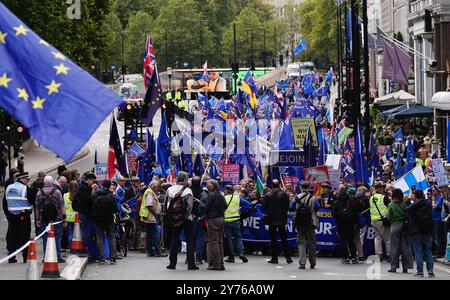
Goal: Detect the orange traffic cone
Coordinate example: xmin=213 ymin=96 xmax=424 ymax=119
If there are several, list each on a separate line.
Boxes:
xmin=26 ymin=238 xmax=39 ymax=280
xmin=41 ymin=224 xmax=60 ymax=279
xmin=71 ymin=212 xmax=84 ymax=254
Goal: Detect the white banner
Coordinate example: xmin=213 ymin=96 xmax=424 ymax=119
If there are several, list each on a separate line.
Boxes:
xmin=432 ymin=158 xmax=448 ymax=187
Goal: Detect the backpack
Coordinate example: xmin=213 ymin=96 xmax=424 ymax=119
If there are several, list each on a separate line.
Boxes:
xmin=167 ymin=187 xmax=187 ymax=227
xmin=41 ymin=188 xmax=58 ymax=222
xmin=93 ymin=194 xmax=112 ymax=223
xmin=294 ymin=194 xmax=312 ymax=229
xmin=416 ymin=202 xmax=433 ymax=234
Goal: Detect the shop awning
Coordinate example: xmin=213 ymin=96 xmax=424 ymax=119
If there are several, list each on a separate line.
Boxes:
xmin=374 ymin=90 xmax=415 ymax=107
xmin=380 ymin=104 xmax=433 ymax=120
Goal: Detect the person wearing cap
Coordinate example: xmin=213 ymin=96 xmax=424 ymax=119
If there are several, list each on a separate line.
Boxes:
xmin=332 ymin=186 xmax=360 ymax=264
xmin=5 ymin=171 xmax=33 ymax=263
xmin=72 ymin=172 xmax=97 ymax=259
xmin=369 ymin=181 xmax=391 ymax=261
xmin=290 ymin=180 xmax=320 ymax=269
xmin=223 ymin=185 xmax=252 ymax=264
xmin=35 ymin=175 xmax=66 ymax=263
xmin=263 ymin=180 xmax=293 ymax=265
xmin=318 ymin=182 xmax=336 ymax=209
xmin=431 ymin=186 xmax=446 ymax=258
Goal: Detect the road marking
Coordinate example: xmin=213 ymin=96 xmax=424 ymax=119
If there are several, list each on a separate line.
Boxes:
xmin=289 ymin=275 xmax=297 ymax=278
xmin=435 ymin=264 xmax=450 ymax=274
xmin=276 ymin=266 xmax=283 ymax=269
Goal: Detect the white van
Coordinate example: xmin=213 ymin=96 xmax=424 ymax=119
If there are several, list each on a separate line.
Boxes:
xmin=287 ymin=63 xmax=301 ymax=78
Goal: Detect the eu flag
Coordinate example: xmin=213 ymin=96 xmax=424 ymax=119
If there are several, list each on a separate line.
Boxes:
xmin=156 ymin=109 xmax=172 ymax=176
xmin=0 ymin=3 xmax=124 ymax=161
xmin=140 ymin=68 xmax=163 ymax=126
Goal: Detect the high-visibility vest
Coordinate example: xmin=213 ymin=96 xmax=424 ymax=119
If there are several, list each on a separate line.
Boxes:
xmin=166 ymin=92 xmax=173 ymax=101
xmin=174 ymin=91 xmax=182 ymax=101
xmin=224 ymin=194 xmax=240 ymax=222
xmin=139 ymin=188 xmax=151 ymax=218
xmin=64 ymin=193 xmax=76 ymax=223
xmin=178 ymin=100 xmax=186 ymax=110
xmin=139 ymin=188 xmax=158 ymax=223
xmin=370 ymin=193 xmax=388 ymax=222
xmin=5 ymin=182 xmax=32 ymax=216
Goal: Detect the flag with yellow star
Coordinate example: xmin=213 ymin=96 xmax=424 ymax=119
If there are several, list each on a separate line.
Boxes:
xmin=139 ymin=62 xmax=163 ymax=126
xmin=0 ymin=3 xmax=124 ymax=161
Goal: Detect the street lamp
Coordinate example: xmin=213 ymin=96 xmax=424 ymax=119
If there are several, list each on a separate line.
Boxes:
xmin=121 ymin=29 xmax=126 ymax=84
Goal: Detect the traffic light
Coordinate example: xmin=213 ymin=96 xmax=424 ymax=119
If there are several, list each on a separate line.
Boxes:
xmin=231 ymin=62 xmax=239 ymax=73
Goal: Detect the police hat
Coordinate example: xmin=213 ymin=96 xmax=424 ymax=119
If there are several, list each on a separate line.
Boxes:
xmin=16 ymin=172 xmax=30 ymax=179
xmin=224 ymin=185 xmax=234 ymax=192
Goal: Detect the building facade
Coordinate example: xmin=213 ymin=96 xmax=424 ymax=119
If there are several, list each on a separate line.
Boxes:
xmin=263 ymin=0 xmax=305 ymax=17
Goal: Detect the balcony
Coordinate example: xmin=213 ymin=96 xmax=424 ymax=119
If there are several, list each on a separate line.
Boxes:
xmin=409 ymin=0 xmax=433 ymax=14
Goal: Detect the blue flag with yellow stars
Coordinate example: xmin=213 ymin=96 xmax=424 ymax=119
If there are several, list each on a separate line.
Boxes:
xmin=140 ymin=68 xmax=163 ymax=126
xmin=0 ymin=3 xmax=124 ymax=162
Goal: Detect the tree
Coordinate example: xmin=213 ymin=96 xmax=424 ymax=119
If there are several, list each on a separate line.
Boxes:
xmin=282 ymin=0 xmax=302 ymax=63
xmin=111 ymin=0 xmax=162 ymax=27
xmin=222 ymin=3 xmax=278 ymax=68
xmin=97 ymin=12 xmax=122 ymax=74
xmin=124 ymin=11 xmax=154 ymax=74
xmin=152 ymin=0 xmax=216 ymax=70
xmin=1 ymin=0 xmax=112 ymax=72
xmin=297 ymin=0 xmax=337 ymax=69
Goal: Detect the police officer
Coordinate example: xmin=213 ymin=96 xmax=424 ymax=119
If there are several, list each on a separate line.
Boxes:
xmin=370 ymin=181 xmax=391 ymax=261
xmin=5 ymin=172 xmax=33 ymax=263
xmin=223 ymin=185 xmax=251 ymax=263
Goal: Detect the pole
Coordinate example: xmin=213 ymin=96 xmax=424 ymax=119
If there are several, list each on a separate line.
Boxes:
xmin=264 ymin=27 xmax=267 ymax=75
xmin=121 ymin=30 xmax=125 ymax=84
xmin=165 ymin=30 xmax=168 ymax=69
xmin=336 ymin=0 xmax=342 ymax=102
xmin=200 ymin=25 xmax=203 ymax=68
xmin=6 ymin=126 xmax=11 ymax=174
xmin=351 ymin=0 xmax=361 ymax=127
xmin=362 ymin=0 xmax=371 ymax=146
xmin=251 ymin=29 xmax=254 ymax=75
xmin=233 ymin=22 xmax=238 ymax=93
xmin=274 ymin=26 xmax=277 ymax=67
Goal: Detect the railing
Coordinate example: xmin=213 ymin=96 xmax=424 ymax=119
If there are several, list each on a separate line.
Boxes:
xmin=409 ymin=0 xmax=433 ymax=14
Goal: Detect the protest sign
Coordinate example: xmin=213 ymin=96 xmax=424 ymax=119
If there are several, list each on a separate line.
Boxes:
xmin=291 ymin=118 xmax=318 ymax=148
xmin=303 ymin=165 xmax=330 ymax=184
xmin=432 ymin=158 xmax=448 ymax=187
xmin=222 ymin=163 xmax=240 ymax=184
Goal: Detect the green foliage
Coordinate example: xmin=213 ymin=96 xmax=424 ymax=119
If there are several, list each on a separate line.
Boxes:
xmin=111 ymin=0 xmax=161 ymax=27
xmin=124 ymin=11 xmax=154 ymax=74
xmin=152 ymin=0 xmax=216 ymax=70
xmin=98 ymin=12 xmax=122 ymax=72
xmin=2 ymin=0 xmax=112 ymax=71
xmin=297 ymin=0 xmax=337 ymax=68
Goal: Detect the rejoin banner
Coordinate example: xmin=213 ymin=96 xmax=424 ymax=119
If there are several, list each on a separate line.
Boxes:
xmin=241 ymin=205 xmax=338 ymax=250
xmin=269 ymin=150 xmax=307 ymax=167
xmin=241 ymin=205 xmax=376 ymax=255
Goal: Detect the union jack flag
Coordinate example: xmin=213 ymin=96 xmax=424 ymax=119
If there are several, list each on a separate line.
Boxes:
xmin=143 ymin=33 xmax=156 ymax=89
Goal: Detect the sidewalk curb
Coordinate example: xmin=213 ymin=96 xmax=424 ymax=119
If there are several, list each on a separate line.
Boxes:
xmin=29 ymin=146 xmax=91 ymax=180
xmin=436 ymin=258 xmax=450 ymax=266
xmin=61 ymin=256 xmax=89 ymax=280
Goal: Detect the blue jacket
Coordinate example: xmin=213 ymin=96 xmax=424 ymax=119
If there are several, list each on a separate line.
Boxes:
xmin=432 ymin=195 xmax=443 ymax=222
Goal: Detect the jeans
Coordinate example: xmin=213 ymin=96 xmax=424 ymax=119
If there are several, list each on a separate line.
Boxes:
xmin=95 ymin=223 xmax=117 ymax=261
xmin=411 ymin=233 xmax=434 ymax=274
xmin=146 ymin=222 xmax=161 ymax=256
xmin=79 ymin=213 xmax=91 ymax=251
xmin=224 ymin=220 xmax=244 ymax=257
xmin=169 ymin=220 xmax=195 ymax=267
xmin=194 ymin=220 xmax=206 ymax=261
xmin=41 ymin=221 xmax=63 ymax=259
xmin=66 ymin=222 xmax=74 ymax=249
xmin=433 ymin=221 xmax=445 ymax=255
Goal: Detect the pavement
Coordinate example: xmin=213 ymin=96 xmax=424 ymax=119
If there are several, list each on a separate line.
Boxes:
xmin=83 ymin=252 xmax=450 ymax=280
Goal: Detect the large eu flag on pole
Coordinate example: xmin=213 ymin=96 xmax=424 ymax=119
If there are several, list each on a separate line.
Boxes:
xmin=140 ymin=67 xmax=164 ymax=126
xmin=0 ymin=3 xmax=124 ymax=162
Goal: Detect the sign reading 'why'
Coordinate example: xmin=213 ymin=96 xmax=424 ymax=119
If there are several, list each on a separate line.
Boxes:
xmin=291 ymin=118 xmax=318 ymax=148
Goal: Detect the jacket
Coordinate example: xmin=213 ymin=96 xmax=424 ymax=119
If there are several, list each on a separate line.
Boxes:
xmin=35 ymin=181 xmax=64 ymax=222
xmin=405 ymin=199 xmax=433 ymax=234
xmin=92 ymin=188 xmax=118 ymax=225
xmin=262 ymin=188 xmax=290 ymax=226
xmin=72 ymin=182 xmax=93 ymax=217
xmin=332 ymin=195 xmax=359 ymax=226
xmin=205 ymin=191 xmax=227 ymax=219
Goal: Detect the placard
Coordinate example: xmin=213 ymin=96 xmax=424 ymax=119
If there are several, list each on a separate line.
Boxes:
xmin=303 ymin=165 xmax=330 ymax=184
xmin=222 ymin=163 xmax=240 ymax=184
xmin=291 ymin=117 xmax=318 ymax=148
xmin=94 ymin=163 xmax=108 ymax=181
xmin=432 ymin=158 xmax=448 ymax=187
